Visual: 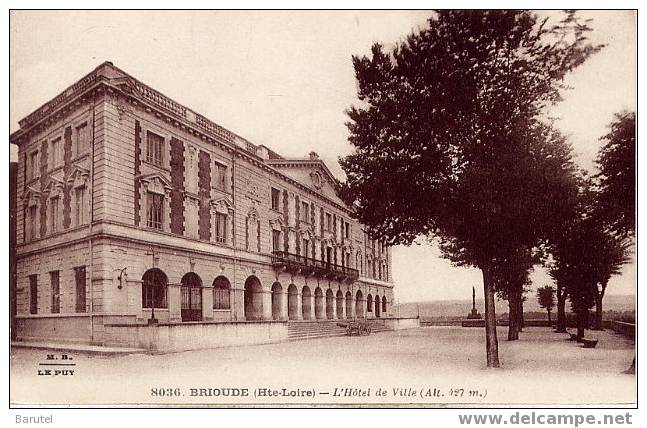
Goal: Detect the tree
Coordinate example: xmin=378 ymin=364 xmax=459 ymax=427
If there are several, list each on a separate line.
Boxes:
xmin=591 ymin=235 xmax=632 ymax=330
xmin=536 ymin=285 xmax=556 ymax=323
xmin=340 ymin=10 xmax=601 ymax=367
xmin=594 ymin=111 xmax=635 ymax=373
xmin=548 ymin=259 xmax=570 ymax=333
xmin=494 ymin=248 xmax=536 ymax=340
xmin=596 ymin=111 xmax=636 ymax=238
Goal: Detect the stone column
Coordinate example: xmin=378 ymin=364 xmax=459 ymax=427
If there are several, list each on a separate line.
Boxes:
xmin=232 ymin=287 xmax=245 ymax=321
xmin=281 ymin=290 xmax=289 ymax=320
xmin=331 ymin=292 xmax=337 ymax=319
xmin=202 ymin=286 xmax=213 ymax=321
xmin=261 ymin=289 xmax=272 ymax=320
xmin=168 ymin=283 xmax=181 ymax=323
xmin=296 ymin=291 xmax=303 ymax=320
xmin=309 ymin=295 xmax=316 ymax=321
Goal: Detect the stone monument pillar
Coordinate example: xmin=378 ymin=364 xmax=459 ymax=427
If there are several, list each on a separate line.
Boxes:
xmin=467 ymin=286 xmax=482 ymax=319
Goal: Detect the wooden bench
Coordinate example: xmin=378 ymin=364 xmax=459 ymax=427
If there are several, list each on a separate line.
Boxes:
xmin=580 ymin=338 xmax=599 ymax=348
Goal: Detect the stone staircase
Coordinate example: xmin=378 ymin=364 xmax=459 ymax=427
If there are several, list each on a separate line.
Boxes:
xmin=287 ymin=319 xmax=392 ymax=341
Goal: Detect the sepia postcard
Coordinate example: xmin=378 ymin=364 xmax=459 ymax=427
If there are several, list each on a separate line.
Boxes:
xmin=8 ymin=9 xmax=637 ymax=411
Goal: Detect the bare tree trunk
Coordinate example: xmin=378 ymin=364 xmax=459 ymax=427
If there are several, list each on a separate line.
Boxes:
xmin=547 ymin=309 xmax=551 ymax=323
xmin=576 ymin=306 xmax=588 ymax=341
xmin=518 ymin=296 xmax=524 ymax=332
xmin=507 ymin=287 xmax=520 ymax=341
xmin=556 ymin=284 xmax=567 ymax=333
xmin=483 ymin=268 xmax=500 ymax=368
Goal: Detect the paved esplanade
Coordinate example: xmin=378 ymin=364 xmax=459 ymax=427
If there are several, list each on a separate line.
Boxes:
xmin=10 ymin=327 xmax=635 ymax=406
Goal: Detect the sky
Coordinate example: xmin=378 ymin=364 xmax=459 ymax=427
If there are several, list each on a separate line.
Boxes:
xmin=9 ymin=10 xmax=636 ymax=302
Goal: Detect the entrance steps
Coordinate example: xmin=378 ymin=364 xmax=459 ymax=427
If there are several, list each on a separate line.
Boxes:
xmin=287 ymin=319 xmax=392 ymax=341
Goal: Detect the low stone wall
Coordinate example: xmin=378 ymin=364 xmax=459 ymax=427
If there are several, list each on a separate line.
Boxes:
xmin=421 ymin=318 xmax=555 ymax=328
xmin=103 ymin=320 xmax=288 ymax=352
xmin=603 ymin=320 xmax=635 ymax=339
xmin=15 ymin=315 xmax=92 ymax=344
xmin=384 ymin=317 xmax=420 ymax=330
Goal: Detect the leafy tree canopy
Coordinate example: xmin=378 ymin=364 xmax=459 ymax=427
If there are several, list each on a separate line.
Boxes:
xmin=340 ymin=10 xmax=600 ymax=271
xmin=595 ymin=111 xmax=636 ymax=238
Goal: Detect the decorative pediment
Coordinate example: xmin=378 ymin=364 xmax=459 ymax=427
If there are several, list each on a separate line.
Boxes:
xmin=66 ymin=164 xmax=90 ymax=188
xmin=23 ymin=185 xmax=41 ymax=207
xmin=139 ymin=172 xmax=172 ymax=195
xmin=184 ymin=191 xmax=200 ymax=201
xmin=211 ymin=196 xmax=233 ymax=214
xmin=343 ymin=243 xmax=354 ymax=254
xmin=247 ymin=206 xmax=259 ymax=221
xmin=42 ymin=174 xmax=65 ymax=197
xmin=269 ymin=216 xmax=285 ymax=232
xmin=299 ymin=228 xmax=314 ymax=239
xmin=322 ymin=230 xmax=335 ymax=243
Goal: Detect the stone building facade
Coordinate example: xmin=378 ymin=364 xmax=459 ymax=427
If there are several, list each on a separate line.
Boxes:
xmin=11 ymin=62 xmax=395 ymax=348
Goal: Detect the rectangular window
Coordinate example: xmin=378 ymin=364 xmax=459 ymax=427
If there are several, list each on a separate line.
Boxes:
xmin=214 ymin=162 xmax=227 ymax=191
xmin=303 ymin=239 xmax=309 ymax=259
xmin=272 ymin=230 xmax=281 ymax=252
xmin=28 ymin=150 xmax=39 ymax=180
xmin=345 ymin=222 xmax=351 ymax=239
xmin=75 ymin=266 xmax=86 ymax=313
xmin=26 ymin=205 xmax=37 ymax=241
xmin=50 ymin=137 xmax=62 ymax=168
xmin=146 ymin=193 xmax=164 ymax=230
xmin=29 ymin=274 xmax=38 ymax=314
xmin=75 ymin=187 xmax=86 ymax=226
xmin=49 ymin=197 xmax=59 ymax=234
xmin=300 ymin=201 xmax=309 ymax=222
xmin=50 ymin=271 xmax=60 ymax=314
xmin=271 ymin=188 xmax=280 ymax=210
xmin=215 ymin=213 xmax=227 ymax=243
xmin=75 ymin=122 xmax=90 ymax=156
xmin=326 ymin=213 xmax=332 ymax=231
xmin=146 ymin=131 xmax=164 ymax=166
